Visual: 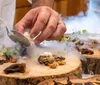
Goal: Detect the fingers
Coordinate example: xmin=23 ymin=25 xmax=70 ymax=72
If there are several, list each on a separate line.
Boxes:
xmin=46 ymin=19 xmax=66 ymax=40
xmin=14 ymin=6 xmax=66 ymax=44
xmin=30 ymin=10 xmax=50 ymax=38
xmin=34 ymin=14 xmax=59 ymax=44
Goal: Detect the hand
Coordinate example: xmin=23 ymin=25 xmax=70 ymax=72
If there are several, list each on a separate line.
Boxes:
xmin=15 ymin=6 xmax=66 ymax=44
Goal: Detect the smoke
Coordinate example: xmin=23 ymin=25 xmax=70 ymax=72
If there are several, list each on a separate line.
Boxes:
xmin=27 ymin=41 xmax=67 ymax=58
xmin=18 ymin=0 xmax=100 ymax=72
xmin=64 ymin=0 xmax=100 ymax=34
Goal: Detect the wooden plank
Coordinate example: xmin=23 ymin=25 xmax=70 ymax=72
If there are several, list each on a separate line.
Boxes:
xmin=15 ymin=0 xmax=87 ymax=24
xmin=16 ymin=0 xmax=31 ymax=8
xmin=14 ymin=7 xmax=31 ymax=24
xmin=54 ymin=0 xmax=68 ymax=17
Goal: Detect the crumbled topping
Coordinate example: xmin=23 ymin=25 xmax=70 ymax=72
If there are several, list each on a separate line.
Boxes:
xmin=38 ymin=52 xmax=66 ymax=69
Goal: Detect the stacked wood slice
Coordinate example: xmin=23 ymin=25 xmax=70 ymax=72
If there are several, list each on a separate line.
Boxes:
xmin=82 ymin=49 xmax=100 ymax=74
xmin=65 ymin=34 xmax=100 ymax=75
xmin=74 ymin=39 xmax=100 ymax=74
xmin=38 ymin=75 xmax=100 ymax=85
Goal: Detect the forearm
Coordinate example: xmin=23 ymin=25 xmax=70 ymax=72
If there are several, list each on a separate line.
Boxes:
xmin=32 ymin=0 xmax=55 ymax=8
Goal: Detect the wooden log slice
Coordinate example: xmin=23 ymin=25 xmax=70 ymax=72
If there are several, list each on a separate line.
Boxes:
xmin=72 ymin=44 xmax=100 ymax=74
xmin=81 ymin=48 xmax=100 ymax=75
xmin=64 ymin=34 xmax=100 ymax=74
xmin=38 ymin=75 xmax=100 ymax=85
xmin=0 ymin=54 xmax=82 ymax=85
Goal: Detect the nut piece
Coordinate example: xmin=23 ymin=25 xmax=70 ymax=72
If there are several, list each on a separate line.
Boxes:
xmin=48 ymin=62 xmax=58 ymax=69
xmin=38 ymin=52 xmax=66 ymax=69
xmin=8 ymin=57 xmax=17 ymax=63
xmin=57 ymin=61 xmax=66 ymax=65
xmin=38 ymin=55 xmax=55 ymax=66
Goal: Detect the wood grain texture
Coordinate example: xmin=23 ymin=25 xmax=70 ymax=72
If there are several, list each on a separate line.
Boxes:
xmin=16 ymin=0 xmax=31 ymax=8
xmin=14 ymin=7 xmax=31 ymax=24
xmin=14 ymin=0 xmax=87 ymax=24
xmin=38 ymin=75 xmax=100 ymax=85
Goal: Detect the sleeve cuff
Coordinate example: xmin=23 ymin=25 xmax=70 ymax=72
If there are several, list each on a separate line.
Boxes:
xmin=28 ymin=0 xmax=32 ymax=4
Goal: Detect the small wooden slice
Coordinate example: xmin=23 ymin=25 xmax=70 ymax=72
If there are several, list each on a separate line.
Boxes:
xmin=80 ymin=48 xmax=100 ymax=74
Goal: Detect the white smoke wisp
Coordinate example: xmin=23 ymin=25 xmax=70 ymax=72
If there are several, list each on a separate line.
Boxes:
xmin=64 ymin=0 xmax=100 ymax=34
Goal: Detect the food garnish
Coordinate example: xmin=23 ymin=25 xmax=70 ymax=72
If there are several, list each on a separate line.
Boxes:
xmin=82 ymin=29 xmax=87 ymax=34
xmin=57 ymin=36 xmax=67 ymax=43
xmin=0 ymin=47 xmax=19 ymax=64
xmin=38 ymin=52 xmax=66 ymax=69
xmin=0 ymin=45 xmax=28 ymax=65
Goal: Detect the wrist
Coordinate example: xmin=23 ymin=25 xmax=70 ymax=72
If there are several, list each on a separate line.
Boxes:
xmin=31 ymin=0 xmax=55 ymax=8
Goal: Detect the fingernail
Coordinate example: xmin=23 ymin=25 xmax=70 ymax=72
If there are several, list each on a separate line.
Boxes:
xmin=30 ymin=34 xmax=35 ymax=38
xmin=34 ymin=40 xmax=40 ymax=44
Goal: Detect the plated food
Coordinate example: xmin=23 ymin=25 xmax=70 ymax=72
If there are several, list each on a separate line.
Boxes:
xmin=0 ymin=42 xmax=82 ymax=85
xmin=65 ymin=34 xmax=100 ymax=75
xmin=0 ymin=46 xmax=26 ymax=74
xmin=38 ymin=52 xmax=66 ymax=69
xmin=1 ymin=32 xmax=100 ymax=85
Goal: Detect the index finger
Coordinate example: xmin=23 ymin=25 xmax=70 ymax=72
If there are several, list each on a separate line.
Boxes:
xmin=30 ymin=11 xmax=50 ymax=38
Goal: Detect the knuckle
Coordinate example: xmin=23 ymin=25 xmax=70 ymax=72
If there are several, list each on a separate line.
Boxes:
xmin=55 ymin=12 xmax=59 ymax=16
xmin=49 ymin=24 xmax=55 ymax=29
xmin=39 ymin=17 xmax=47 ymax=24
xmin=53 ymin=12 xmax=59 ymax=17
xmin=48 ymin=25 xmax=56 ymax=32
xmin=40 ymin=6 xmax=49 ymax=12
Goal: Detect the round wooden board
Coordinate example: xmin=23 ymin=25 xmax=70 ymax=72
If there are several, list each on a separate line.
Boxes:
xmin=38 ymin=75 xmax=100 ymax=85
xmin=0 ymin=54 xmax=82 ymax=85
